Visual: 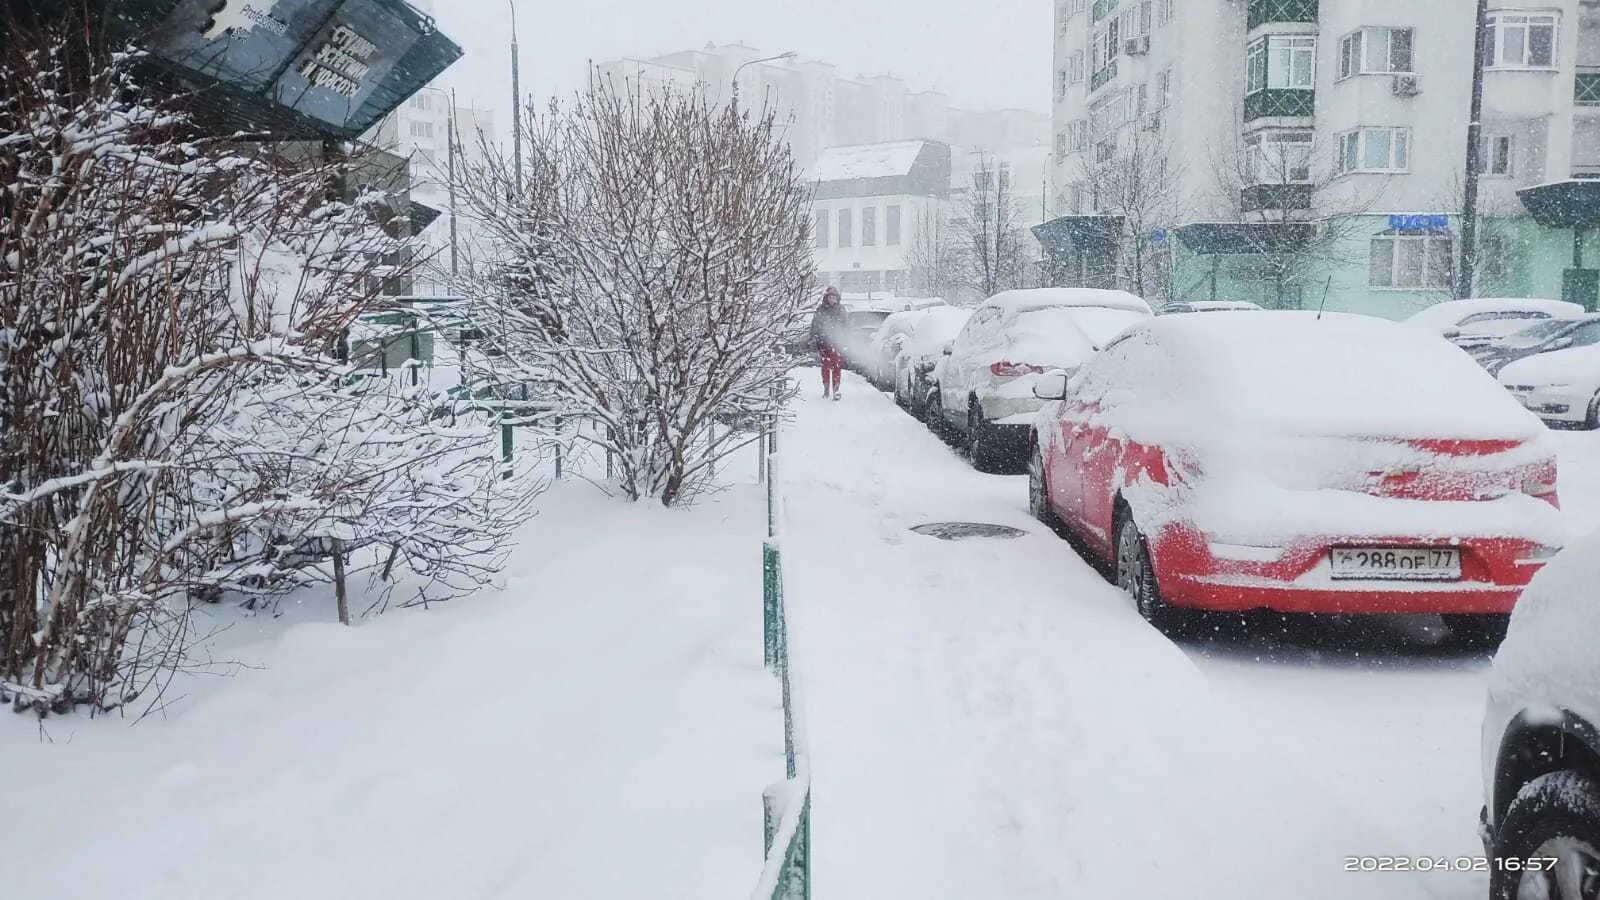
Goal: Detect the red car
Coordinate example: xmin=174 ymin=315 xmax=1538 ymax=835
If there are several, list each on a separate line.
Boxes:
xmin=1028 ymin=312 xmax=1565 ymax=643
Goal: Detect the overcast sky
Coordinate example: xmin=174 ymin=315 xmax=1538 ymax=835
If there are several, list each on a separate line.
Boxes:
xmin=423 ymin=0 xmax=1052 ymax=134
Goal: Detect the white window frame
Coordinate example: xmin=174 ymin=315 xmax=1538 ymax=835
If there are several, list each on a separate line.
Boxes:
xmin=1370 ymin=233 xmax=1454 ymax=290
xmin=1247 ymin=34 xmax=1317 ymax=93
xmin=837 ymin=208 xmax=853 ymax=248
xmin=1338 ymin=27 xmax=1415 ymax=79
xmin=1245 ymin=129 xmax=1313 ymax=185
xmin=1484 ymin=12 xmax=1559 ymax=70
xmin=862 ymin=206 xmax=878 ymax=247
xmin=814 ymin=210 xmax=830 ymax=249
xmin=1478 ymin=133 xmax=1514 ymax=176
xmin=1334 ymin=127 xmax=1412 ymax=175
xmin=886 ymin=204 xmax=902 ymax=246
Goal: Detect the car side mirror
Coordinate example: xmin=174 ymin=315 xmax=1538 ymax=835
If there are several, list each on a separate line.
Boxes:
xmin=942 ymin=345 xmax=954 ymax=356
xmin=1442 ymin=327 xmax=1463 ymax=340
xmin=1033 ymin=371 xmax=1071 ymax=401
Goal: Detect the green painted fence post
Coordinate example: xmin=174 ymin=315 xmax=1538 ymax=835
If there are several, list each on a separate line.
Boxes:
xmin=763 ymin=540 xmax=780 ymax=672
xmin=501 ymin=421 xmax=513 ymax=479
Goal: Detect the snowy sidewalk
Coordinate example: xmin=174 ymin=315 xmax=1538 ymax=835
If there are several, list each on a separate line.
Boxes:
xmin=0 ymin=482 xmax=775 ymax=900
xmin=778 ymin=370 xmax=1426 ymax=900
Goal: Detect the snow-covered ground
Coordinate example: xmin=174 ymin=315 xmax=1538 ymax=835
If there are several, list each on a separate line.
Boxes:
xmin=779 ymin=369 xmax=1600 ymax=900
xmin=0 ymin=470 xmax=776 ymax=899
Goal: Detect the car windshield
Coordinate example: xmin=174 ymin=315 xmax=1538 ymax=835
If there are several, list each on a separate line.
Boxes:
xmin=848 ymin=311 xmax=890 ymax=331
xmin=1023 ymin=306 xmax=1147 ymax=348
xmin=1500 ymin=319 xmax=1576 ymax=348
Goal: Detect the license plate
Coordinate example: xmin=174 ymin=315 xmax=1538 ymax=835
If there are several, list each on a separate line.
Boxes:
xmin=1329 ymin=547 xmax=1461 ymax=581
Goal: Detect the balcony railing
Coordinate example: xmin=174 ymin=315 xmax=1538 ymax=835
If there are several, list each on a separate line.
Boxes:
xmin=1244 ymin=88 xmax=1315 ymax=121
xmin=1090 ymin=60 xmax=1119 ymax=93
xmin=1577 ymin=67 xmax=1600 ymax=106
xmin=1247 ymin=0 xmax=1318 ymax=31
xmin=1092 ymin=0 xmax=1117 ymax=23
xmin=1241 ymin=183 xmax=1314 ymax=212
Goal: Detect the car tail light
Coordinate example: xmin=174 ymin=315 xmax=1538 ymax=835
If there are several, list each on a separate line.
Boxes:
xmin=990 ymin=361 xmax=1045 ymax=377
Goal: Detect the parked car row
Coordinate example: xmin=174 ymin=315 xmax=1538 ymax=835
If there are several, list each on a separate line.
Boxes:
xmin=858 ymin=292 xmax=1597 ymax=898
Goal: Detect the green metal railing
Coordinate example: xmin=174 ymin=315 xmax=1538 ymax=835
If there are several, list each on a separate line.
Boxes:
xmin=1089 ymin=60 xmax=1119 ymax=93
xmin=1246 ymin=0 xmax=1317 ymax=30
xmin=1576 ymin=68 xmax=1600 ymax=106
xmin=752 ymin=410 xmax=812 ymax=900
xmin=1243 ymin=88 xmax=1314 ymax=121
xmin=1241 ymin=182 xmax=1314 ymax=211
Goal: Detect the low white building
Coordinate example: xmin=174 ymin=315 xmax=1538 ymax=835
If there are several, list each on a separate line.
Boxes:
xmin=808 ymin=141 xmax=953 ymax=296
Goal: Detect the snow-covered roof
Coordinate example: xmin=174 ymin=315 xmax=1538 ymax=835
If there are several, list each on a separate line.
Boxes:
xmin=809 ymin=141 xmax=928 ymax=182
xmin=982 ymin=288 xmax=1153 ymax=317
xmin=1405 ymin=298 xmax=1586 ymax=333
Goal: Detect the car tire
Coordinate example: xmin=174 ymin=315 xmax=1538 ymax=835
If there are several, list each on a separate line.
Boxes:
xmin=1028 ymin=441 xmax=1059 ymax=529
xmin=1114 ymin=511 xmax=1188 ymax=634
xmin=1587 ymin=391 xmax=1600 ymax=431
xmin=968 ymin=401 xmax=1003 ymax=473
xmin=1442 ymin=613 xmax=1511 ymax=650
xmin=924 ymin=385 xmax=946 ymax=433
xmin=1489 ymin=770 xmax=1600 ymax=900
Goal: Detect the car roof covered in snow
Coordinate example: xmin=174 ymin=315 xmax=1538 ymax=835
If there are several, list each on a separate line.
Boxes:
xmin=1134 ymin=311 xmax=1545 ymax=440
xmin=809 ymin=141 xmax=928 ymax=181
xmin=1405 ymin=297 xmax=1586 ymax=332
xmin=1165 ymin=300 xmax=1263 ymax=313
xmin=981 ymin=288 xmax=1153 ymax=317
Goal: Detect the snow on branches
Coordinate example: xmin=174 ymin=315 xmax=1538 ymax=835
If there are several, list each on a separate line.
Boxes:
xmin=0 ymin=40 xmax=537 ymax=715
xmin=451 ymin=79 xmax=814 ymax=506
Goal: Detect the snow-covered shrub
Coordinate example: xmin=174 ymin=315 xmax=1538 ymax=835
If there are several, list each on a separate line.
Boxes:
xmin=451 ymin=80 xmax=814 ymax=505
xmin=0 ymin=41 xmax=536 ymax=715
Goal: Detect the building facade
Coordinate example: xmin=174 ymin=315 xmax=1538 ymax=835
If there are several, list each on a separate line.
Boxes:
xmin=1046 ymin=0 xmax=1600 ymax=317
xmin=810 ymin=141 xmax=953 ymax=295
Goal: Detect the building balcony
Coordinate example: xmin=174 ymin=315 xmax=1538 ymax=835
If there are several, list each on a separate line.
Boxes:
xmin=1243 ymin=88 xmax=1314 ymax=122
xmin=1092 ymin=0 xmax=1117 ymax=24
xmin=1090 ymin=60 xmax=1119 ymax=93
xmin=1247 ymin=0 xmax=1318 ymax=31
xmin=1577 ymin=66 xmax=1600 ymax=106
xmin=1241 ymin=182 xmax=1313 ymax=211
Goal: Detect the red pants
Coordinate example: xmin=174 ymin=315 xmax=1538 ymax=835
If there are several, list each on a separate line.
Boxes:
xmin=819 ymin=348 xmax=842 ymax=393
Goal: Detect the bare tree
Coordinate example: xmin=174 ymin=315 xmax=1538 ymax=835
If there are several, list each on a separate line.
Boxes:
xmin=450 ymin=79 xmax=813 ymax=506
xmin=904 ymin=203 xmax=965 ymax=301
xmin=0 ymin=40 xmax=534 ymax=714
xmin=955 ymin=152 xmax=1029 ymax=299
xmin=1077 ymin=128 xmax=1181 ymax=303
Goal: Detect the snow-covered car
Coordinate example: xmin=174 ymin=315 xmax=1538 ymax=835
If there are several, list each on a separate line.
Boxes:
xmin=892 ymin=306 xmax=972 ymax=416
xmin=929 ymin=288 xmax=1152 ymax=472
xmin=1029 ymin=311 xmax=1563 ymax=639
xmin=867 ymin=305 xmax=950 ymax=391
xmin=1480 ymin=532 xmax=1600 ymax=899
xmin=1407 ymin=297 xmax=1586 ymax=351
xmin=1162 ymin=299 xmax=1264 ymax=315
xmin=839 ymin=303 xmax=895 ymax=373
xmin=1470 ymin=315 xmax=1600 ymax=377
xmin=1499 ymin=326 xmax=1600 ymax=429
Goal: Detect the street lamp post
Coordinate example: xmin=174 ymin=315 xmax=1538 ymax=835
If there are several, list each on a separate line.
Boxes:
xmin=508 ymin=0 xmax=522 ymax=193
xmin=730 ymin=51 xmax=798 ymax=115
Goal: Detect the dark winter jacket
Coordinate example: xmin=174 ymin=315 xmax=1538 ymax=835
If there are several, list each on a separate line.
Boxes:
xmin=810 ymin=302 xmax=849 ymax=353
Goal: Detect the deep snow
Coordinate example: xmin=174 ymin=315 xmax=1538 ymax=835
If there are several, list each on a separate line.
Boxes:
xmin=779 ymin=369 xmax=1600 ymax=900
xmin=0 ymin=470 xmax=776 ymax=900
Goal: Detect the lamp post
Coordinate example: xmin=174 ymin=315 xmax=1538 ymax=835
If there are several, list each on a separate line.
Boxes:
xmin=731 ymin=51 xmax=798 ymax=114
xmin=1459 ymin=0 xmax=1491 ymax=299
xmin=508 ymin=0 xmax=522 ymax=193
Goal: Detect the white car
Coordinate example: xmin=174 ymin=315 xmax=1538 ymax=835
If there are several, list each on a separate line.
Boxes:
xmin=929 ymin=288 xmax=1152 ymax=472
xmin=1499 ymin=329 xmax=1600 ymax=429
xmin=1407 ymin=298 xmax=1587 ymax=351
xmin=891 ymin=306 xmax=972 ymax=416
xmin=1480 ymin=531 xmax=1600 ymax=899
xmin=867 ymin=305 xmax=950 ymax=391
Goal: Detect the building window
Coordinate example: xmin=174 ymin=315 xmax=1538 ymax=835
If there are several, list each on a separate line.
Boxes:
xmin=1058 ymin=68 xmax=1070 ymax=100
xmin=838 ymin=208 xmax=853 ymax=248
xmin=1335 ymin=127 xmax=1411 ymax=174
xmin=1245 ymin=130 xmax=1313 ymax=184
xmin=409 ymin=120 xmax=435 ymax=139
xmin=862 ymin=206 xmax=878 ymax=247
xmin=1338 ymin=27 xmax=1414 ymax=79
xmin=1070 ymin=50 xmax=1086 ymax=83
xmin=1370 ymin=234 xmax=1453 ymax=289
xmin=1056 ymin=131 xmax=1069 ymax=158
xmin=1068 ymin=119 xmax=1088 ymax=152
xmin=1094 ymin=138 xmax=1117 ymax=164
xmin=1247 ymin=35 xmax=1317 ymax=93
xmin=1156 ymin=0 xmax=1174 ymax=27
xmin=886 ymin=205 xmax=902 ymax=246
xmin=1155 ymin=69 xmax=1173 ymax=108
xmin=1478 ymin=134 xmax=1514 ymax=176
xmin=1484 ymin=13 xmax=1558 ymax=69
xmin=814 ymin=210 xmax=830 ymax=249
xmin=1093 ymin=20 xmax=1120 ymax=73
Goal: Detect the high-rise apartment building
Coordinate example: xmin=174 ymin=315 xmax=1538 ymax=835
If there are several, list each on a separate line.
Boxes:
xmin=1045 ymin=0 xmax=1600 ymax=316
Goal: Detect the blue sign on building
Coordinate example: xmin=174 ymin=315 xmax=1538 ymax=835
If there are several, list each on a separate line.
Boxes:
xmin=1388 ymin=214 xmax=1451 ymax=233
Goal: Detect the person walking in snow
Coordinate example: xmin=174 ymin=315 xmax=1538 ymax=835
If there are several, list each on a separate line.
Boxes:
xmin=811 ymin=286 xmax=849 ymax=400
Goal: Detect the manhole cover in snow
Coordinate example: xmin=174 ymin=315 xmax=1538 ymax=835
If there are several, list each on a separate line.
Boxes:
xmin=910 ymin=522 xmax=1029 ymax=541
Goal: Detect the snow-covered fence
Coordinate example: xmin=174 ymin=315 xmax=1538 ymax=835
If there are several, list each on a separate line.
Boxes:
xmin=754 ymin=429 xmax=811 ymax=900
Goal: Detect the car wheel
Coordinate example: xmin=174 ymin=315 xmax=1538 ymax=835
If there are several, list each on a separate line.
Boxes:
xmin=924 ymin=385 xmax=946 ymax=433
xmin=1587 ymin=391 xmax=1600 ymax=431
xmin=1490 ymin=770 xmax=1600 ymax=900
xmin=1115 ymin=512 xmax=1187 ymax=633
xmin=968 ymin=401 xmax=1002 ymax=473
xmin=1442 ymin=613 xmax=1511 ymax=650
xmin=1028 ymin=441 xmax=1059 ymax=528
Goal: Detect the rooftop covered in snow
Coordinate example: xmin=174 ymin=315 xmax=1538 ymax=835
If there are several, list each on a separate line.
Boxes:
xmin=807 ymin=140 xmax=951 ymax=201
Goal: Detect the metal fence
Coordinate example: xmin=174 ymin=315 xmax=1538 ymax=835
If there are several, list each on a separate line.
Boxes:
xmin=752 ymin=411 xmax=812 ymax=900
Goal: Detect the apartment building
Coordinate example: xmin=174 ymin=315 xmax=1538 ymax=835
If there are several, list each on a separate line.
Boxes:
xmin=593 ymin=43 xmax=1049 ymax=171
xmin=1045 ymin=0 xmax=1600 ymax=316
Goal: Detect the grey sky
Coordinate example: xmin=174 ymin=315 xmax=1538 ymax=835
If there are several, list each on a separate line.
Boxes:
xmin=424 ymin=0 xmax=1052 ymax=132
